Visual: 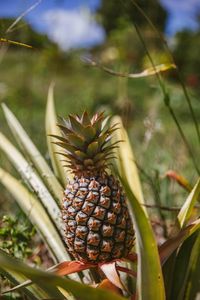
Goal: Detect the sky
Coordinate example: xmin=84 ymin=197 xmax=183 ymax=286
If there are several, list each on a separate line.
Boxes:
xmin=0 ymin=0 xmax=200 ymax=50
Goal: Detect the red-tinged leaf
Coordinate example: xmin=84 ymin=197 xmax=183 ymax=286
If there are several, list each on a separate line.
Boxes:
xmin=165 ymin=170 xmax=192 ymax=192
xmin=98 ymin=279 xmax=123 ymax=296
xmin=126 ymin=252 xmax=137 ymax=262
xmin=99 ymin=261 xmax=125 ymax=291
xmin=52 ymin=261 xmax=95 ymax=276
xmin=116 ymin=265 xmax=137 ymax=277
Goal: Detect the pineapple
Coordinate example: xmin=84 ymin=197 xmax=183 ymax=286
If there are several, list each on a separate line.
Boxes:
xmin=54 ymin=112 xmax=134 ymax=263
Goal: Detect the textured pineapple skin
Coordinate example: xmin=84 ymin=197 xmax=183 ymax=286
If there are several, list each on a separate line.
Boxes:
xmin=62 ymin=174 xmax=134 ymax=263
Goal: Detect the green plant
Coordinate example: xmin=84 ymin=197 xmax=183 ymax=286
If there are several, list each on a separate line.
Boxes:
xmin=0 ymin=87 xmax=199 ymax=299
xmin=0 ymin=214 xmax=35 ymax=259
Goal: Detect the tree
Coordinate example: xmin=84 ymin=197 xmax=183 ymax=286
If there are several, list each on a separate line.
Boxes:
xmin=97 ymin=0 xmax=167 ymax=34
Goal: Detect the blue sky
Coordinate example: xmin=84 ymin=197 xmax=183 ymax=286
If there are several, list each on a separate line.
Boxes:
xmin=0 ymin=0 xmax=200 ymax=50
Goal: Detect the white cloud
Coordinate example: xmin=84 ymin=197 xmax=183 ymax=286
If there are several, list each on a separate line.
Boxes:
xmin=43 ymin=8 xmax=105 ymax=51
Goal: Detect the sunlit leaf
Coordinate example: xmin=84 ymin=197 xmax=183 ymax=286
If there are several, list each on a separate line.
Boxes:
xmin=1 ymin=103 xmax=63 ymax=205
xmin=178 ymin=178 xmax=200 ymax=227
xmin=98 ymin=279 xmax=122 ymax=296
xmin=99 ymin=261 xmax=125 ymax=291
xmin=83 ymin=57 xmax=176 ymax=78
xmin=46 ymin=82 xmax=70 ymax=186
xmin=111 ymin=116 xmax=144 ymax=207
xmin=119 ymin=174 xmax=165 ymax=300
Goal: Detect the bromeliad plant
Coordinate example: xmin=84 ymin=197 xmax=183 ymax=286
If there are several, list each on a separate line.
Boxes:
xmin=0 ymin=85 xmax=200 ymax=300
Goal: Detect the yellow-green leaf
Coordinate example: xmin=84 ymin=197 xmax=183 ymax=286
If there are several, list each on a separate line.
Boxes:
xmin=0 ymin=168 xmax=74 ymax=266
xmin=119 ymin=174 xmax=165 ymax=300
xmin=178 ymin=178 xmax=200 ymax=228
xmin=1 ymin=103 xmax=63 ymax=204
xmin=0 ymin=38 xmax=32 ymax=48
xmin=84 ymin=57 xmax=176 ymax=78
xmin=45 ymin=82 xmax=70 ymax=186
xmin=111 ymin=116 xmax=145 ymax=208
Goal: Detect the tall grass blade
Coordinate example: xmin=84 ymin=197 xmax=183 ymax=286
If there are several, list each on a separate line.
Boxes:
xmin=111 ymin=116 xmax=144 ymax=207
xmin=0 ymin=250 xmax=125 ymax=300
xmin=118 ymin=174 xmax=165 ymax=300
xmin=0 ymin=132 xmax=62 ymax=232
xmin=46 ymin=83 xmax=70 ymax=186
xmin=1 ymin=103 xmax=63 ymax=204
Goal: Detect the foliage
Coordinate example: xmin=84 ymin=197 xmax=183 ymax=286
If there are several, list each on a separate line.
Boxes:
xmin=0 ymin=99 xmax=199 ymax=300
xmin=0 ymin=214 xmax=35 ymax=259
xmin=0 ymin=2 xmax=200 ymax=299
xmin=173 ymin=29 xmax=200 ymax=87
xmin=97 ymin=0 xmax=167 ymax=34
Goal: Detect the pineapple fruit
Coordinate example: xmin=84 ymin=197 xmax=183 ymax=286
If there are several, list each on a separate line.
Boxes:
xmin=54 ymin=112 xmax=134 ymax=263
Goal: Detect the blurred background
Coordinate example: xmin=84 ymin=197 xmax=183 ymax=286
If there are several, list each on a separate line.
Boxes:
xmin=0 ymin=0 xmax=200 ymax=215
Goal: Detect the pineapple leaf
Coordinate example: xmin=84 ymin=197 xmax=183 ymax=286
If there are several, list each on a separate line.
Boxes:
xmin=1 ymin=103 xmax=63 ymax=203
xmin=111 ymin=116 xmax=145 ymax=208
xmin=46 ymin=83 xmax=69 ymax=185
xmin=87 ymin=141 xmax=99 ymax=156
xmin=80 ymin=111 xmax=91 ymax=126
xmin=0 ymin=132 xmax=63 ymax=233
xmin=0 ymin=267 xmax=46 ymax=299
xmin=118 ymin=173 xmax=165 ymax=300
xmin=0 ymin=167 xmax=76 ymax=267
xmin=67 ymin=133 xmax=85 ymax=148
xmin=99 ymin=261 xmax=126 ymax=291
xmin=0 ymin=250 xmax=126 ymax=300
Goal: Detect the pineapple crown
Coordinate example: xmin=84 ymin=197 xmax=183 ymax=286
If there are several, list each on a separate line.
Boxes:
xmin=52 ymin=111 xmax=118 ymax=177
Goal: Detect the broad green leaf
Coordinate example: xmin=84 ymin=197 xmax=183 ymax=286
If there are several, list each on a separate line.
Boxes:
xmin=0 ymin=268 xmax=47 ymax=299
xmin=111 ymin=116 xmax=145 ymax=207
xmin=0 ymin=168 xmax=77 ymax=271
xmin=178 ymin=178 xmax=200 ymax=227
xmin=0 ymin=250 xmax=125 ymax=300
xmin=0 ymin=132 xmax=62 ymax=232
xmin=161 ymin=220 xmax=200 ymax=298
xmin=184 ymin=234 xmax=200 ymax=300
xmin=84 ymin=57 xmax=176 ymax=78
xmin=119 ymin=175 xmax=165 ymax=300
xmin=46 ymin=83 xmax=71 ymax=186
xmin=169 ymin=231 xmax=200 ymax=300
xmin=1 ymin=103 xmax=63 ymax=204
